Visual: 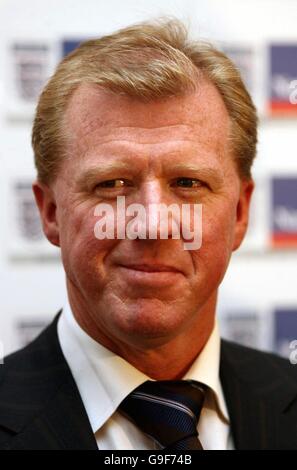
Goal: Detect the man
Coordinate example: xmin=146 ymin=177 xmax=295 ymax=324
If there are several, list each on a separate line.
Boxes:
xmin=0 ymin=19 xmax=296 ymax=450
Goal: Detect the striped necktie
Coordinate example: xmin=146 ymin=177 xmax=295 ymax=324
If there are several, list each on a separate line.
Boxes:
xmin=119 ymin=379 xmax=206 ymax=450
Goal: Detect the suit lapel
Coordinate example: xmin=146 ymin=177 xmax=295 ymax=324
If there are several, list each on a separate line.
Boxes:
xmin=220 ymin=339 xmax=297 ymax=450
xmin=1 ymin=313 xmax=97 ymax=450
xmin=220 ymin=354 xmax=274 ymax=449
xmin=9 ymin=378 xmax=97 ymax=450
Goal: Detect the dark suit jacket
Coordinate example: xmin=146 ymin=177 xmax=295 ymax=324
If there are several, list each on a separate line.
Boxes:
xmin=0 ymin=313 xmax=297 ymax=450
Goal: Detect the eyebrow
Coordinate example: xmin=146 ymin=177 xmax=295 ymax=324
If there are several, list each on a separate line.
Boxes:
xmin=75 ymin=162 xmax=133 ymax=189
xmin=168 ymin=163 xmax=224 ymax=186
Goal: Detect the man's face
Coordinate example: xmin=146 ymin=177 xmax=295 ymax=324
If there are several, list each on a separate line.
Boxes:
xmin=35 ymin=80 xmax=253 ymax=350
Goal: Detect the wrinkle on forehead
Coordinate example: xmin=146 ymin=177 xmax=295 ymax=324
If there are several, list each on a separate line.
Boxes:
xmin=70 ymin=124 xmax=197 ymax=147
xmin=61 ymin=81 xmax=232 ymax=174
xmin=63 ymin=81 xmax=230 ymax=134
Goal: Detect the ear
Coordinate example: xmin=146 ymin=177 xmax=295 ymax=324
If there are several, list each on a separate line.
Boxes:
xmin=32 ymin=180 xmax=60 ymax=247
xmin=232 ymin=179 xmax=254 ymax=251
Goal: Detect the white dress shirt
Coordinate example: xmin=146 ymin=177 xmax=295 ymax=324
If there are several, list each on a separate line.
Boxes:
xmin=57 ymin=300 xmax=234 ymax=450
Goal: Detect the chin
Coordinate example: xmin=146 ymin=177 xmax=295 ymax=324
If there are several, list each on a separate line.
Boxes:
xmin=113 ymin=303 xmax=189 ymax=341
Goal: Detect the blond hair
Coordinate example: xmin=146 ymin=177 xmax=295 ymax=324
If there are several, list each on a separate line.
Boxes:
xmin=32 ymin=18 xmax=258 ymax=184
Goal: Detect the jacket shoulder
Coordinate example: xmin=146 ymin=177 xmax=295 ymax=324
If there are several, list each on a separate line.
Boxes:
xmin=0 ymin=314 xmax=71 ymax=438
xmin=0 ymin=314 xmax=65 ymax=382
xmin=221 ymin=338 xmax=297 ymax=384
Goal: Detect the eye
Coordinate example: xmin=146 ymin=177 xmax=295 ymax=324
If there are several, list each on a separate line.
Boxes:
xmin=96 ymin=178 xmax=131 ymax=189
xmin=174 ymin=178 xmax=204 ymax=188
xmin=96 ymin=179 xmax=127 ymax=188
xmin=94 ymin=178 xmax=134 ymax=198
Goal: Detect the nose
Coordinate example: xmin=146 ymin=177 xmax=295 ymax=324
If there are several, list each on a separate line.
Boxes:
xmin=130 ymin=180 xmax=179 ymax=240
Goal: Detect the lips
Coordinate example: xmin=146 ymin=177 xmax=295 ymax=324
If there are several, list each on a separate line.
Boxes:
xmin=116 ymin=261 xmax=184 ymax=288
xmin=119 ymin=263 xmax=181 ymax=273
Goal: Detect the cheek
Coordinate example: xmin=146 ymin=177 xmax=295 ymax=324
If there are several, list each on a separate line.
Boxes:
xmin=192 ymin=207 xmax=237 ymax=283
xmin=204 ymin=195 xmax=238 ymax=245
xmin=205 ymin=210 xmax=236 ymax=250
xmin=59 ymin=209 xmax=117 ymax=285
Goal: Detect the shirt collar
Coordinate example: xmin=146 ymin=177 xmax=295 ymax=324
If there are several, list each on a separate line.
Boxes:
xmin=58 ymin=299 xmax=229 ymax=433
xmin=183 ymin=321 xmax=230 ymax=423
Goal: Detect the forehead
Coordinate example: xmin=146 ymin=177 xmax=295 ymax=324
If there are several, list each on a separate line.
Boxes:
xmin=62 ymin=80 xmax=231 ymax=171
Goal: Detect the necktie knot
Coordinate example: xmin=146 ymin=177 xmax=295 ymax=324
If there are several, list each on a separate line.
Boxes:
xmin=119 ymin=379 xmax=206 ymax=450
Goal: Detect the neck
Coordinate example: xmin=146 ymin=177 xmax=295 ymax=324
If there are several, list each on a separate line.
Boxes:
xmin=66 ymin=285 xmax=217 ymax=380
xmin=114 ymin=318 xmax=215 ymax=380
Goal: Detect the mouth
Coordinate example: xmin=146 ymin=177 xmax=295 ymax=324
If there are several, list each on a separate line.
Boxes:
xmin=120 ymin=263 xmax=181 ymax=273
xmin=117 ymin=263 xmax=183 ymax=286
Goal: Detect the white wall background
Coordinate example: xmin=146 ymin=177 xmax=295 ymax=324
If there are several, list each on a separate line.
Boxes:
xmin=0 ymin=0 xmax=297 ymax=355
